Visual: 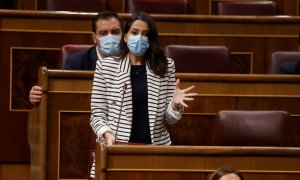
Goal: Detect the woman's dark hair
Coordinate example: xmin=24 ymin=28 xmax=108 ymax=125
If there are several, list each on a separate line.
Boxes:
xmin=209 ymin=165 xmax=244 ymax=180
xmin=118 ymin=11 xmax=168 ymax=77
xmin=92 ymin=11 xmax=123 ymax=33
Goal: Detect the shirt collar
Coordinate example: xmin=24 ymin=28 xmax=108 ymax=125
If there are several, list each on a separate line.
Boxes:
xmin=96 ymin=46 xmax=103 ymax=60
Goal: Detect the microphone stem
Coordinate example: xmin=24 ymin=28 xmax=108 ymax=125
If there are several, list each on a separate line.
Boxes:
xmin=115 ymin=84 xmax=127 ymax=142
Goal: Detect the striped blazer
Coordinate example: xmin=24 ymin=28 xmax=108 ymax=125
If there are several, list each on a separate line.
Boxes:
xmin=90 ymin=54 xmax=183 ymax=145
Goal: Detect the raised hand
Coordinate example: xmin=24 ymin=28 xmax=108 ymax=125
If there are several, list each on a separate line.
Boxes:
xmin=172 ymin=79 xmax=198 ymax=110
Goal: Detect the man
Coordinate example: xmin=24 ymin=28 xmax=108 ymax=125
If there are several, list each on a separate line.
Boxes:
xmin=29 ymin=11 xmax=123 ymax=103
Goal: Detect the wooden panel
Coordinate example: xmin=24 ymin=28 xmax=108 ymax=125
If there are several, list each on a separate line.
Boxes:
xmin=96 ymin=145 xmax=300 ymax=180
xmin=17 ymin=0 xmax=36 ymax=10
xmin=59 ymin=112 xmax=92 ymax=178
xmin=11 ymin=47 xmax=61 ymax=110
xmin=0 ymin=164 xmax=30 ymax=180
xmin=167 ymin=115 xmax=214 ymax=145
xmin=230 ymin=52 xmax=253 ymax=73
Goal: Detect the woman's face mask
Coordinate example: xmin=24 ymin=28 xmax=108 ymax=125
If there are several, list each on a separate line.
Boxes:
xmin=127 ymin=35 xmax=149 ymax=56
xmin=97 ymin=34 xmax=121 ymax=57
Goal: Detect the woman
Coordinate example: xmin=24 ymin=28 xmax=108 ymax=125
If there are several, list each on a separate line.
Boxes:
xmin=209 ymin=166 xmax=244 ymax=180
xmin=90 ymin=11 xmax=197 ymax=146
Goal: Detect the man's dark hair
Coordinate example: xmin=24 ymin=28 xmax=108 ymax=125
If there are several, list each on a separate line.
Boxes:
xmin=92 ymin=11 xmax=123 ymax=33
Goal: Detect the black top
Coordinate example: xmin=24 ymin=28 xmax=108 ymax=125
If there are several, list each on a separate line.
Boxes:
xmin=129 ymin=65 xmax=152 ymax=144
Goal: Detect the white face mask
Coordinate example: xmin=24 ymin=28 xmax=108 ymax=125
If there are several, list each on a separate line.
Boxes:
xmin=96 ymin=34 xmax=121 ymax=56
xmin=127 ymin=35 xmax=149 ymax=56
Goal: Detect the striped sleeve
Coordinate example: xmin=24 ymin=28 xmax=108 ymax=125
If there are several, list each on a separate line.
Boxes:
xmin=90 ymin=59 xmax=113 ymax=142
xmin=164 ymin=58 xmax=184 ymax=124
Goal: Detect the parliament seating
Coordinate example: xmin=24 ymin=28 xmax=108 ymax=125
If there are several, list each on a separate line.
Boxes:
xmin=269 ymin=51 xmax=300 ymax=74
xmin=62 ymin=44 xmax=93 ymax=65
xmin=211 ymin=110 xmax=293 ymax=147
xmin=164 ymin=45 xmax=231 ymax=73
xmin=41 ymin=0 xmax=107 ymax=12
xmin=126 ymin=0 xmax=193 ymax=14
xmin=216 ymin=1 xmax=278 ymax=15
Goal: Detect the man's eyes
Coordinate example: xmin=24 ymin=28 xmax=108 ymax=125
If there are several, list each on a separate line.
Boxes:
xmin=98 ymin=32 xmax=108 ymax=36
xmin=98 ymin=30 xmax=120 ymax=36
xmin=111 ymin=30 xmax=121 ymax=35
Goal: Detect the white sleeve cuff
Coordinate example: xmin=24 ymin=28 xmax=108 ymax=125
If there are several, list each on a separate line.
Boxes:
xmin=167 ymin=100 xmax=183 ymax=121
xmin=96 ymin=126 xmax=113 ymax=143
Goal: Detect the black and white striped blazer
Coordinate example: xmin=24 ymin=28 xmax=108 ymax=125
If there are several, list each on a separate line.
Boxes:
xmin=90 ymin=54 xmax=182 ymax=145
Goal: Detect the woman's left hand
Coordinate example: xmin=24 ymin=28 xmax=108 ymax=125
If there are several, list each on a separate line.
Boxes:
xmin=172 ymin=79 xmax=198 ymax=110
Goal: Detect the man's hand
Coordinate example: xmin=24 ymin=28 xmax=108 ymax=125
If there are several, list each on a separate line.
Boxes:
xmin=29 ymin=86 xmax=42 ymax=104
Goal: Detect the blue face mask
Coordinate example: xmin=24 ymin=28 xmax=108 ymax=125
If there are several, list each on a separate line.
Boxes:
xmin=127 ymin=35 xmax=149 ymax=56
xmin=97 ymin=35 xmax=121 ymax=56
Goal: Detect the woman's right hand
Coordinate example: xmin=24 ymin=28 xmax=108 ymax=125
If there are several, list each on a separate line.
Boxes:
xmin=29 ymin=86 xmax=42 ymax=104
xmin=104 ymin=132 xmax=115 ymax=145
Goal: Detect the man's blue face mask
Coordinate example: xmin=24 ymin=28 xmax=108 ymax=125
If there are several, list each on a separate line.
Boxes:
xmin=97 ymin=34 xmax=121 ymax=57
xmin=127 ymin=35 xmax=149 ymax=56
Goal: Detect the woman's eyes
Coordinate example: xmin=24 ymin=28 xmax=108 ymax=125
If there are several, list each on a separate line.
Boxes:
xmin=131 ymin=31 xmax=138 ymax=35
xmin=130 ymin=31 xmax=148 ymax=36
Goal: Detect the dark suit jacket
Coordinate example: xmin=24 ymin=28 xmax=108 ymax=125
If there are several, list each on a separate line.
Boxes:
xmin=279 ymin=60 xmax=300 ymax=74
xmin=64 ymin=46 xmax=98 ymax=70
xmin=297 ymin=60 xmax=300 ymax=74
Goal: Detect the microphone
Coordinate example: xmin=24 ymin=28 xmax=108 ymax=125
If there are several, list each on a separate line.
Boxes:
xmin=114 ymin=83 xmax=127 ymax=144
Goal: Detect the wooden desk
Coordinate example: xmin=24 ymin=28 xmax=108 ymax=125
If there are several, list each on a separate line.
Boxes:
xmin=96 ymin=144 xmax=300 ymax=180
xmin=28 ymin=68 xmax=300 ymax=180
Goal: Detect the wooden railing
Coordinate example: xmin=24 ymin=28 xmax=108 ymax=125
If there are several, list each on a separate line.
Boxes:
xmin=95 ymin=144 xmax=300 ymax=180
